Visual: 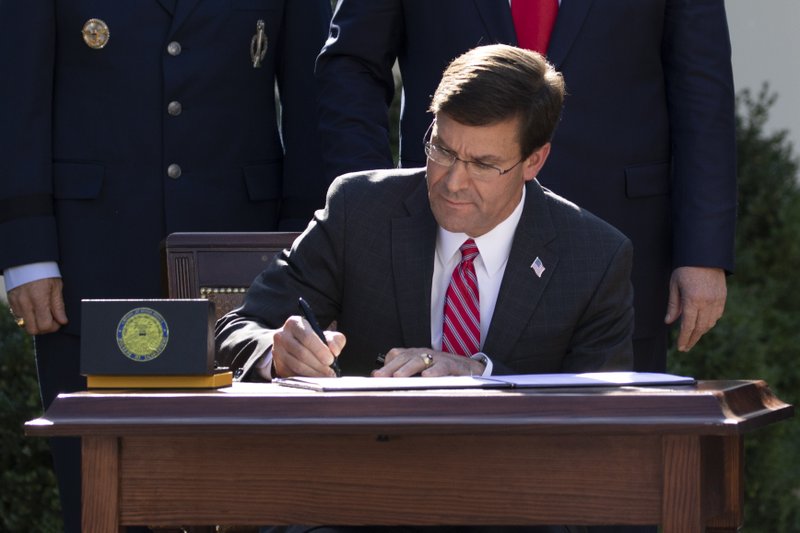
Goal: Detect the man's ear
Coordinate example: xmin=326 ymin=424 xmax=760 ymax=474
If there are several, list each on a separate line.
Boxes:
xmin=522 ymin=143 xmax=551 ymax=182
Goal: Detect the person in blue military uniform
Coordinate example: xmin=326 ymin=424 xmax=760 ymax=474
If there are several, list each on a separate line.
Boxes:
xmin=0 ymin=1 xmax=332 ymax=531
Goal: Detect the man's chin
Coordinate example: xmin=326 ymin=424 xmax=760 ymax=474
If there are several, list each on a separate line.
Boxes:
xmin=431 ymin=199 xmax=478 ymax=229
xmin=433 ymin=217 xmax=472 ymax=236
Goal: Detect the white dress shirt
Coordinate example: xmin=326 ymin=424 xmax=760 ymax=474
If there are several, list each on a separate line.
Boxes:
xmin=431 ymin=187 xmax=526 ymax=374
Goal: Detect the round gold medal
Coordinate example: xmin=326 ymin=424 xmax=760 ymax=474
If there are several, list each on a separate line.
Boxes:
xmin=82 ymin=18 xmax=110 ymax=49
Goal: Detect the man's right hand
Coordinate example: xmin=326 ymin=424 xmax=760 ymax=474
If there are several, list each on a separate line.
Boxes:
xmin=8 ymin=277 xmax=68 ymax=335
xmin=271 ymin=315 xmax=346 ymax=378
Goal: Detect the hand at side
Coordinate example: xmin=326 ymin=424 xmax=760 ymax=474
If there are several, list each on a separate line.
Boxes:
xmin=8 ymin=277 xmax=68 ymax=335
xmin=665 ymin=266 xmax=727 ymax=351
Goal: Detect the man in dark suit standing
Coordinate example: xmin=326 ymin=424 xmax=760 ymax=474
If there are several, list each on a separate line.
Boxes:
xmin=218 ymin=45 xmax=633 ymax=399
xmin=315 ymin=0 xmax=737 ymax=375
xmin=0 ymin=2 xmax=331 ymax=531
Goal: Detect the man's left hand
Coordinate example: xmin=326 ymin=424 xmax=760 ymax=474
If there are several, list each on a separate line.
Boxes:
xmin=665 ymin=266 xmax=727 ymax=352
xmin=373 ymin=348 xmax=485 ymax=377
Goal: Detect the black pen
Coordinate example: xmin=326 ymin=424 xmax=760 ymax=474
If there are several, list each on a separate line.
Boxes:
xmin=298 ymin=297 xmax=342 ymax=377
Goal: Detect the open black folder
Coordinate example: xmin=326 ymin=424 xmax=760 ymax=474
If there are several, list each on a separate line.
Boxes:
xmin=273 ymin=372 xmax=696 ymax=392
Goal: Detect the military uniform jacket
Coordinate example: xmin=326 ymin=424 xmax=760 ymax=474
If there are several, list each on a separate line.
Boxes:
xmin=0 ymin=0 xmax=332 ymax=335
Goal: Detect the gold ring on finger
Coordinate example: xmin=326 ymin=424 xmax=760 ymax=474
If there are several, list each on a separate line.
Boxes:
xmin=15 ymin=317 xmax=25 ymax=328
xmin=420 ymin=353 xmax=433 ymax=368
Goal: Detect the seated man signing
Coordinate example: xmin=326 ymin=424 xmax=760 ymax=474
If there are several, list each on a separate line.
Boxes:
xmin=216 ymin=44 xmax=634 ymax=381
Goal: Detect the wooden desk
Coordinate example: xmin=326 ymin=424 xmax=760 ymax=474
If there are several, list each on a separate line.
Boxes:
xmin=25 ymin=380 xmax=793 ymax=532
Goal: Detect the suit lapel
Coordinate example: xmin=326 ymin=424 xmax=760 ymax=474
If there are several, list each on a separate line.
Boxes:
xmin=547 ymin=0 xmax=595 ymax=67
xmin=168 ymin=0 xmax=202 ymax=37
xmin=473 ymin=0 xmax=518 ymax=44
xmin=155 ymin=0 xmax=177 ymax=15
xmin=483 ymin=181 xmax=559 ymax=359
xmin=392 ymin=177 xmax=438 ymax=348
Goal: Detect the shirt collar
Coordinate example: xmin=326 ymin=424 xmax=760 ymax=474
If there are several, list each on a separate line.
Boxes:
xmin=436 ymin=186 xmax=526 ymax=278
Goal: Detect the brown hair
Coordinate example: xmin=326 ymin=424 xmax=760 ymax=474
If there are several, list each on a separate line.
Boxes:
xmin=429 ymin=44 xmax=565 ymax=158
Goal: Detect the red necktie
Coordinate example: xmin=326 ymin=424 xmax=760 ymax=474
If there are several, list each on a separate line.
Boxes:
xmin=442 ymin=239 xmax=480 ymax=356
xmin=512 ymin=0 xmax=559 ymax=54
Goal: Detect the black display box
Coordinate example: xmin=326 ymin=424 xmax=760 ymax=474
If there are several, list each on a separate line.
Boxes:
xmin=80 ymin=299 xmax=215 ymax=376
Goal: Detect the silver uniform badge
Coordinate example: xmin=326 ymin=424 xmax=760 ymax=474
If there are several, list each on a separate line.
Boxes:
xmin=82 ymin=18 xmax=110 ymax=49
xmin=250 ymin=19 xmax=267 ymax=68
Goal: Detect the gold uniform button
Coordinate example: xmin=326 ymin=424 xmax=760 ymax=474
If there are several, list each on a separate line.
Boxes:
xmin=82 ymin=18 xmax=110 ymax=49
xmin=167 ymin=101 xmax=182 ymax=116
xmin=167 ymin=164 xmax=182 ymax=179
xmin=167 ymin=41 xmax=182 ymax=56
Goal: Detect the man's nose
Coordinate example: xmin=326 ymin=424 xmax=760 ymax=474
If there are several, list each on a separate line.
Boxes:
xmin=444 ymin=159 xmax=472 ymax=190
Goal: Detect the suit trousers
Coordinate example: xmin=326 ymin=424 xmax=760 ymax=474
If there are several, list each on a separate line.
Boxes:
xmin=35 ymin=333 xmax=84 ymax=533
xmin=632 ymin=335 xmax=668 ymax=373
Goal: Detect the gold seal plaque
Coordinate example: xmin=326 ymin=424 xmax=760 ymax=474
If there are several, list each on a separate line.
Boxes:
xmin=116 ymin=307 xmax=169 ymax=362
xmin=82 ymin=18 xmax=110 ymax=49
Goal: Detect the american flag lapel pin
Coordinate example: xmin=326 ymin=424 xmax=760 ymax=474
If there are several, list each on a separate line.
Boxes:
xmin=531 ymin=257 xmax=545 ymax=278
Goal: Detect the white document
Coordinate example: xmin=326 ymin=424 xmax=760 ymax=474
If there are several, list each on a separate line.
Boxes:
xmin=274 ymin=372 xmax=695 ymax=392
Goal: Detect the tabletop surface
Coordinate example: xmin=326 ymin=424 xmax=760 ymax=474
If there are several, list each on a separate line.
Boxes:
xmin=25 ymin=379 xmax=794 ymax=437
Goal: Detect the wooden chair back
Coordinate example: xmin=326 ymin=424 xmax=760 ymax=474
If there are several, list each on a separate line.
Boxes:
xmin=163 ymin=232 xmax=300 ymax=321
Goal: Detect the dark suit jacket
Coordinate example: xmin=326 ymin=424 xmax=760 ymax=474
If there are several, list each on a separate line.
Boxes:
xmin=216 ymin=169 xmax=634 ymax=377
xmin=0 ymin=0 xmax=332 ymax=336
xmin=315 ymin=0 xmax=737 ymax=370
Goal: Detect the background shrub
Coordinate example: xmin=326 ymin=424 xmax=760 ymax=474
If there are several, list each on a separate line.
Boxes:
xmin=0 ymin=308 xmax=62 ymax=532
xmin=668 ymin=85 xmax=800 ymax=532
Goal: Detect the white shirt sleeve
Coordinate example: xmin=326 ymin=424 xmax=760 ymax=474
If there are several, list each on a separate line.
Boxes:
xmin=470 ymin=352 xmax=494 ymax=376
xmin=253 ymin=348 xmax=275 ymax=380
xmin=3 ymin=262 xmax=62 ymax=291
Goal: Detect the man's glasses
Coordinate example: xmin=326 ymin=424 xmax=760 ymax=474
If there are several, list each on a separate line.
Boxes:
xmin=423 ymin=120 xmax=524 ymax=181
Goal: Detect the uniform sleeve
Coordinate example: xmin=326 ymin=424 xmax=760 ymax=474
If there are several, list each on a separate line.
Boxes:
xmin=314 ymin=0 xmax=404 ymax=182
xmin=0 ymin=1 xmax=60 ymax=270
xmin=275 ymin=0 xmax=333 ymax=229
xmin=663 ymin=0 xmax=737 ymax=272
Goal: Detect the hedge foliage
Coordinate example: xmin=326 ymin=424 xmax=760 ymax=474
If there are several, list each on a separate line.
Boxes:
xmin=0 ymin=307 xmax=62 ymax=532
xmin=668 ymin=86 xmax=800 ymax=532
xmin=0 ymin=86 xmax=798 ymax=531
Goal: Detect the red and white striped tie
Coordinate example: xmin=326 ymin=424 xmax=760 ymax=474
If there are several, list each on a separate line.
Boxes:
xmin=442 ymin=239 xmax=480 ymax=356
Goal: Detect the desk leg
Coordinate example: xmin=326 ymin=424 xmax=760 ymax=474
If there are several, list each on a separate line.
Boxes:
xmin=706 ymin=436 xmax=744 ymax=533
xmin=82 ymin=436 xmax=123 ymax=533
xmin=662 ymin=435 xmax=704 ymax=533
xmin=662 ymin=435 xmax=743 ymax=533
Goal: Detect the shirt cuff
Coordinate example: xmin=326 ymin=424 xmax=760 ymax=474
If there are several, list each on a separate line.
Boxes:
xmin=254 ymin=348 xmax=275 ymax=380
xmin=3 ymin=262 xmax=61 ymax=292
xmin=470 ymin=352 xmax=494 ymax=376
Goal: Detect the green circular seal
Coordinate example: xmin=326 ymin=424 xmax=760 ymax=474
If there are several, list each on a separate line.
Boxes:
xmin=116 ymin=307 xmax=169 ymax=362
